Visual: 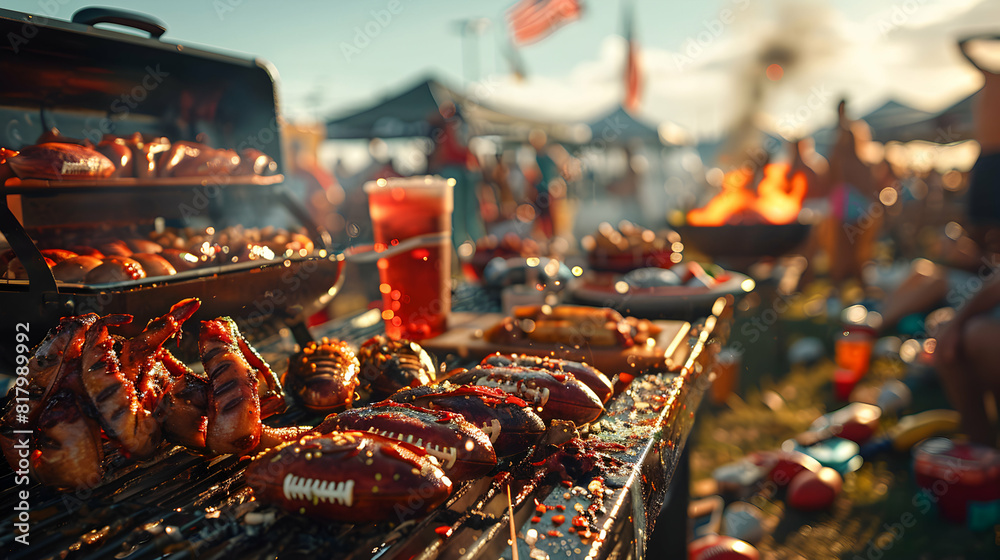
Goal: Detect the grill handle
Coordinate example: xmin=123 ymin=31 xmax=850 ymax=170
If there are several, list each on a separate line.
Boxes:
xmin=71 ymin=7 xmax=167 ymax=39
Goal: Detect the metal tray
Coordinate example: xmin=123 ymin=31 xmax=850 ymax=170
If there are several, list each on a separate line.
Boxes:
xmin=0 ymin=251 xmax=345 ymax=368
xmin=2 ymin=174 xmax=285 ymax=194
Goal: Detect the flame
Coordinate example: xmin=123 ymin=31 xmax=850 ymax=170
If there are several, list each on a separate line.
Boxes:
xmin=687 ymin=163 xmax=806 ymax=226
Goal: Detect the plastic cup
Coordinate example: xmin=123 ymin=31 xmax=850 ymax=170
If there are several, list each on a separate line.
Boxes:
xmin=710 ymin=347 xmax=743 ymax=404
xmin=833 ymin=368 xmax=863 ymax=401
xmin=835 ymin=326 xmax=874 ymax=376
xmin=365 ymin=176 xmax=454 ymax=340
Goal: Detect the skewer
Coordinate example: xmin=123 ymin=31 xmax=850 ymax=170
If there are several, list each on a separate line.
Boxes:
xmin=507 ymin=484 xmax=519 ymax=560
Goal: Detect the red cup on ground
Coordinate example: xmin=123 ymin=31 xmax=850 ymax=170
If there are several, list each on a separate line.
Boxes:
xmin=365 ymin=176 xmax=454 ymax=340
xmin=711 ymin=347 xmax=743 ymax=404
xmin=835 ymin=325 xmax=875 ymax=376
xmin=833 ymin=368 xmax=863 ymax=401
xmin=913 ymin=438 xmax=1000 ymax=528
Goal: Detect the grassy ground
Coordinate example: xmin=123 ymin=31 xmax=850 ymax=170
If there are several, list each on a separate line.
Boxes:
xmin=689 ymin=278 xmax=1000 ymax=560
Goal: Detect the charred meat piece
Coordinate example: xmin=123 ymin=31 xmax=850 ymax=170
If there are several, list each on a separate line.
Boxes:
xmin=0 ymin=314 xmax=96 ymax=469
xmin=157 ymin=141 xmax=240 ymax=177
xmin=32 ymin=390 xmax=106 ymax=490
xmin=129 ymin=253 xmax=177 ymax=278
xmin=448 ymin=366 xmax=604 ymax=426
xmin=388 ymin=384 xmax=546 ymax=457
xmin=80 ymin=313 xmax=162 ymax=459
xmin=316 ymin=402 xmax=496 ymax=480
xmin=83 ymin=256 xmax=146 ymax=284
xmin=283 ymin=338 xmax=360 ymax=413
xmin=253 ymin=425 xmax=316 ymax=453
xmin=234 ymin=148 xmax=277 ymax=176
xmin=481 ymin=353 xmax=614 ymax=404
xmin=199 ymin=318 xmax=262 ymax=455
xmin=0 ymin=147 xmax=17 ymax=183
xmin=95 ymin=134 xmax=133 ymax=177
xmin=125 ymin=133 xmax=170 ymax=178
xmin=8 ymin=142 xmax=115 ymax=180
xmin=235 ymin=333 xmax=286 ymax=418
xmin=245 ymin=431 xmax=452 ymax=523
xmin=155 ymin=358 xmax=209 ymax=450
xmin=0 ymin=299 xmax=289 ymax=489
xmin=119 ymin=298 xmax=200 ymax=385
xmin=52 ymin=255 xmax=103 ymax=282
xmin=357 ymin=335 xmax=436 ymax=400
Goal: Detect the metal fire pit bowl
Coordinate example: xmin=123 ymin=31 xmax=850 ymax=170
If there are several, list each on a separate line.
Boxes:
xmin=673 ymin=223 xmax=812 ymax=259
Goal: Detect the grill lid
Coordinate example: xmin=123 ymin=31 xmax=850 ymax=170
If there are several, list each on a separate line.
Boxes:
xmin=0 ymin=7 xmax=283 ymax=170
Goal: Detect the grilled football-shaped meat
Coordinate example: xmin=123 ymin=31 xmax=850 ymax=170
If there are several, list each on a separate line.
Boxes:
xmin=95 ymin=134 xmax=133 ymax=178
xmin=84 ymin=256 xmax=146 ymax=284
xmin=481 ymin=353 xmax=614 ymax=404
xmin=316 ymin=402 xmax=496 ymax=480
xmin=235 ymin=148 xmax=278 ymax=176
xmin=52 ymin=255 xmax=103 ymax=282
xmin=448 ymin=366 xmax=604 ymax=426
xmin=39 ymin=248 xmax=77 ymax=263
xmin=97 ymin=240 xmax=132 ymax=257
xmin=357 ymin=335 xmax=436 ymax=400
xmin=159 ymin=248 xmax=201 ymax=272
xmin=130 ymin=253 xmax=177 ymax=278
xmin=125 ymin=133 xmax=171 ymax=179
xmin=245 ymin=431 xmax=452 ymax=523
xmin=283 ymin=338 xmax=360 ymax=413
xmin=3 ymin=256 xmax=56 ymax=280
xmin=0 ymin=147 xmax=16 ymax=183
xmin=388 ymin=384 xmax=546 ymax=457
xmin=157 ymin=141 xmax=240 ymax=177
xmin=7 ymin=142 xmax=115 ymax=180
xmin=124 ymin=238 xmax=163 ymax=254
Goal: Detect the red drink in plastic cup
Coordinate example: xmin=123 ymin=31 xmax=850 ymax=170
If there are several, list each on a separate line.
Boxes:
xmin=366 ymin=176 xmax=454 ymax=340
xmin=835 ymin=325 xmax=874 ymax=375
xmin=913 ymin=438 xmax=1000 ymax=527
xmin=833 ymin=368 xmax=862 ymax=401
xmin=710 ymin=348 xmax=742 ymax=405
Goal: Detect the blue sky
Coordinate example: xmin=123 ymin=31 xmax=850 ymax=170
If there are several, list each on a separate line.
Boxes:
xmin=5 ymin=0 xmax=739 ymax=116
xmin=2 ymin=0 xmax=993 ymax=136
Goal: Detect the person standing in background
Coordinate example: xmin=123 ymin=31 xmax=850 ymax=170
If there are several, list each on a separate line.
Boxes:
xmin=933 ymin=36 xmax=1000 ymax=446
xmin=283 ymin=123 xmax=345 ymax=325
xmin=821 ymin=100 xmax=881 ymax=292
xmin=428 ymin=103 xmax=485 ymax=249
xmin=606 ymin=143 xmax=645 ymax=225
xmin=527 ymin=129 xmax=579 ymax=242
xmin=528 ymin=129 xmax=560 ymax=239
xmin=282 ymin=123 xmax=345 ymax=237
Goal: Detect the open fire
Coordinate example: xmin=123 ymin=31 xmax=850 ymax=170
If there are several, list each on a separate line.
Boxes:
xmin=686 ymin=163 xmax=807 ymax=226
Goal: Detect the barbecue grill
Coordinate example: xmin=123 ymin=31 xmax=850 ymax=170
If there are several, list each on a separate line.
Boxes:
xmin=0 ymin=7 xmax=730 ymax=560
xmin=0 ymin=295 xmax=728 ymax=560
xmin=0 ymin=7 xmax=343 ymax=364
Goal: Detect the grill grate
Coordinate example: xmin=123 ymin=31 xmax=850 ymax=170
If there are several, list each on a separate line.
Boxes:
xmin=1 ymin=288 xmax=717 ymax=560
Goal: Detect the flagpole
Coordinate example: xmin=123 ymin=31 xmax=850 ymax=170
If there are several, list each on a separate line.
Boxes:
xmin=452 ymin=18 xmax=491 ymax=84
xmin=502 ymin=36 xmax=527 ymax=81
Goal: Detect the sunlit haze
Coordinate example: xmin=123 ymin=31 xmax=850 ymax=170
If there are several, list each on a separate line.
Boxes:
xmin=2 ymin=0 xmax=995 ymax=138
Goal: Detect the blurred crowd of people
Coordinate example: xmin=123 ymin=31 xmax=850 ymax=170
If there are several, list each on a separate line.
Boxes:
xmin=286 ymin=36 xmax=1000 ymax=446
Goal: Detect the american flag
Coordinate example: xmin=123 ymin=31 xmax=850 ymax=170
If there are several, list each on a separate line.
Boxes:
xmin=506 ymin=0 xmax=583 ymax=46
xmin=623 ymin=1 xmax=641 ymax=112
